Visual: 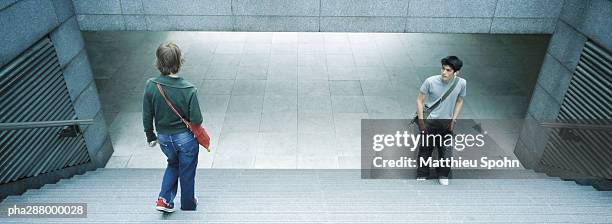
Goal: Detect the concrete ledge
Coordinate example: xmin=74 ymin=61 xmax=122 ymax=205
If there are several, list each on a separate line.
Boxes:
xmin=77 ymin=15 xmax=125 ymax=31
xmin=121 ymin=0 xmax=144 ymax=14
xmin=405 ymin=18 xmax=491 ymax=33
xmin=141 ymin=0 xmax=231 ymax=16
xmin=321 ymin=17 xmax=404 ymax=32
xmin=235 ymin=16 xmax=319 ymax=32
xmin=145 ymin=15 xmax=233 ymax=31
xmin=408 ymin=0 xmax=496 ymax=18
xmin=495 ymin=0 xmax=563 ymax=18
xmin=73 ymin=0 xmax=121 ymax=15
xmin=491 ymin=18 xmax=556 ymax=34
xmin=321 ymin=0 xmax=408 ymax=17
xmin=69 ymin=0 xmax=564 ymax=33
xmin=234 ymin=0 xmax=319 ymax=16
xmin=124 ymin=15 xmax=147 ymax=31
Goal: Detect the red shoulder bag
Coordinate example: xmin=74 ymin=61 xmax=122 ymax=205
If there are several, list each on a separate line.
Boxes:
xmin=156 ymin=84 xmax=211 ymax=152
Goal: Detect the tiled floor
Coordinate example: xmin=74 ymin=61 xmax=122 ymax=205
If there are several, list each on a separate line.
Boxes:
xmin=84 ymin=31 xmax=549 ymax=169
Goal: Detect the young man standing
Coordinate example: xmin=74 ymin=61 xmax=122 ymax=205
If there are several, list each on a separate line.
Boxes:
xmin=415 ymin=56 xmax=466 ymax=185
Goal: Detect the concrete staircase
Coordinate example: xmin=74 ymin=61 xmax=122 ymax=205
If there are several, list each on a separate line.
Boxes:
xmin=1 ymin=168 xmax=611 ymax=223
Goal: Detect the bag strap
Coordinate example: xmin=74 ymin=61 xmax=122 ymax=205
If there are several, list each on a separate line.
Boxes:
xmin=156 ymin=83 xmax=190 ymax=129
xmin=426 ymin=77 xmax=459 ymax=112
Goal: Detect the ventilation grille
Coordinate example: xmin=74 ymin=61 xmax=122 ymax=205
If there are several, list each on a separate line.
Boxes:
xmin=540 ymin=40 xmax=612 ymax=179
xmin=0 ymin=37 xmax=90 ymax=184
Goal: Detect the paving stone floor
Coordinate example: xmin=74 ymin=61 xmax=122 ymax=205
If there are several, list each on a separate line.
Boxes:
xmin=83 ymin=32 xmax=549 ymax=169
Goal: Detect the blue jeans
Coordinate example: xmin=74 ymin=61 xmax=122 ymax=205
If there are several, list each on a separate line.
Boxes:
xmin=157 ymin=131 xmax=199 ymax=210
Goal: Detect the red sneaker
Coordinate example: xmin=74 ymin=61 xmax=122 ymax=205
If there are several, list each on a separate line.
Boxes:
xmin=156 ymin=198 xmax=175 ymax=213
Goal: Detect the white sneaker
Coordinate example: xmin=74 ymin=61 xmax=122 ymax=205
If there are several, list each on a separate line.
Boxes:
xmin=438 ymin=177 xmax=449 ymax=185
xmin=416 ymin=177 xmax=427 ymax=181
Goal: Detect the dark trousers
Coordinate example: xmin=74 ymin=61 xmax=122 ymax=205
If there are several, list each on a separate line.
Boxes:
xmin=416 ymin=120 xmax=453 ymax=178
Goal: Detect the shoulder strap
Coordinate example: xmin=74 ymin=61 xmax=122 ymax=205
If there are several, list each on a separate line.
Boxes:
xmin=156 ymin=84 xmax=190 ymax=128
xmin=427 ymin=77 xmax=459 ymax=112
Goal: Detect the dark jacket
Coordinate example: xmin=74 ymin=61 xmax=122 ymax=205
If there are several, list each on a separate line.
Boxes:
xmin=142 ymin=75 xmax=203 ymax=142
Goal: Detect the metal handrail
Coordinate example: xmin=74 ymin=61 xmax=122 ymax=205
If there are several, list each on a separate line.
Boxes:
xmin=539 ymin=122 xmax=612 ymax=131
xmin=0 ymin=119 xmax=94 ymax=130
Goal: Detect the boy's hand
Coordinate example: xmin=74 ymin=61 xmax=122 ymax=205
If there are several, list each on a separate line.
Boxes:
xmin=148 ymin=140 xmax=157 ymax=147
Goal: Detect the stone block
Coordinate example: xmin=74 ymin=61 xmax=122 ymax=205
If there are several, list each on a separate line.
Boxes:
xmin=569 ymin=0 xmax=611 ymax=51
xmin=490 ymin=18 xmax=556 ymax=34
xmin=321 ymin=0 xmax=408 ymax=17
xmin=62 ymin=50 xmax=94 ymax=102
xmin=77 ymin=15 xmax=125 ymax=30
xmin=559 ymin=0 xmax=590 ymax=29
xmin=74 ymin=82 xmax=102 ymax=120
xmin=235 ymin=16 xmax=319 ymax=32
xmin=145 ymin=15 xmax=233 ymax=31
xmin=82 ymin=111 xmax=110 ymax=166
xmin=92 ymin=135 xmax=114 ymax=168
xmin=408 ymin=0 xmax=496 ymax=18
xmin=405 ymin=18 xmax=491 ymax=33
xmin=536 ymin=53 xmax=572 ymax=105
xmin=124 ymin=15 xmax=147 ymax=30
xmin=516 ymin=113 xmax=551 ymax=169
xmin=513 ymin=138 xmax=536 ymax=169
xmin=142 ymin=0 xmax=231 ymax=15
xmin=526 ymin=84 xmax=561 ymax=123
xmin=234 ymin=0 xmax=319 ymax=16
xmin=548 ymin=21 xmax=586 ymax=71
xmin=559 ymin=0 xmax=587 ymax=31
xmin=0 ymin=0 xmax=18 ymax=11
xmin=495 ymin=0 xmax=563 ymax=18
xmin=52 ymin=0 xmax=75 ymax=23
xmin=0 ymin=0 xmax=58 ymax=67
xmin=50 ymin=17 xmax=84 ymax=67
xmin=73 ymin=0 xmax=121 ymax=14
xmin=321 ymin=16 xmax=404 ymax=32
xmin=121 ymin=0 xmax=144 ymax=14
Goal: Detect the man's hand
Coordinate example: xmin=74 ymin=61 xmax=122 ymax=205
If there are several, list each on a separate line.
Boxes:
xmin=448 ymin=120 xmax=457 ymax=132
xmin=418 ymin=119 xmax=427 ymax=134
xmin=148 ymin=140 xmax=158 ymax=147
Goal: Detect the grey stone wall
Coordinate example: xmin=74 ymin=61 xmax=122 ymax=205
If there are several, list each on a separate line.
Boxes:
xmin=73 ymin=0 xmax=563 ymax=33
xmin=514 ymin=0 xmax=611 ymax=169
xmin=0 ymin=0 xmax=113 ymax=168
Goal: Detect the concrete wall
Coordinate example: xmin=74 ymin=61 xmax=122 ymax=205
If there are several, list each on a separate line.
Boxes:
xmin=0 ymin=0 xmax=113 ymax=168
xmin=515 ymin=0 xmax=611 ymax=169
xmin=73 ymin=0 xmax=562 ymax=33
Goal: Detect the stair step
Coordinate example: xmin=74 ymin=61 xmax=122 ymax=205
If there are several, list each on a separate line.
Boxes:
xmin=1 ymin=169 xmax=609 ymax=223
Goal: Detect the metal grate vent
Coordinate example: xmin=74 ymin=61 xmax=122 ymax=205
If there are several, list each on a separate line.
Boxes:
xmin=540 ymin=40 xmax=612 ymax=179
xmin=0 ymin=37 xmax=90 ymax=184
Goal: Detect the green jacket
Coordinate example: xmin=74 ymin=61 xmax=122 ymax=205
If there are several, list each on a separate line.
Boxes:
xmin=142 ymin=75 xmax=203 ymax=142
